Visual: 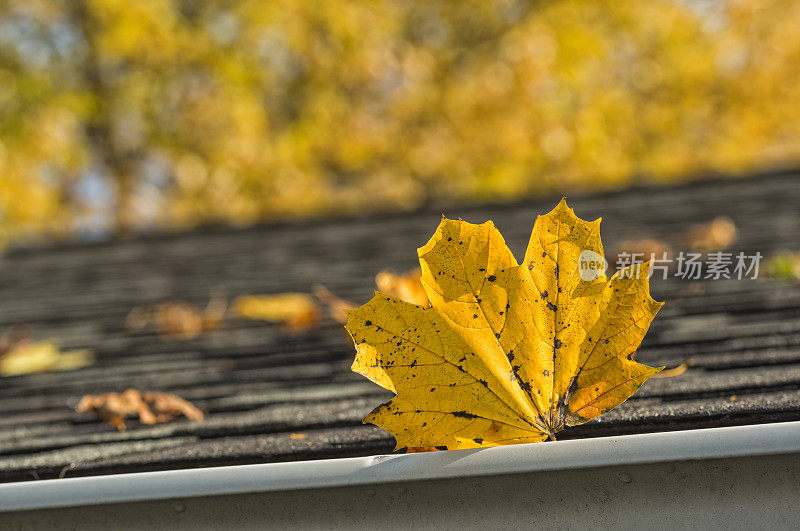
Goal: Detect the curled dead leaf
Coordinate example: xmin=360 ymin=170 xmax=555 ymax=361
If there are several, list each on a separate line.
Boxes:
xmin=76 ymin=389 xmax=204 ymax=431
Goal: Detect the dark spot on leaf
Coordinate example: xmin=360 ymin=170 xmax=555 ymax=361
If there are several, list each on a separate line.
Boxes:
xmin=547 ymin=302 xmax=558 ymax=311
xmin=542 ymin=290 xmax=548 ymax=298
xmin=487 ymin=275 xmax=497 ymax=282
xmin=543 ymin=369 xmax=550 ymax=376
xmin=364 ymin=320 xmax=372 ymax=326
xmin=554 ymin=339 xmax=562 ymax=349
xmin=435 ymin=446 xmax=449 ymax=451
xmin=452 ymin=411 xmax=478 ymax=419
xmin=473 ymin=438 xmax=483 ymax=444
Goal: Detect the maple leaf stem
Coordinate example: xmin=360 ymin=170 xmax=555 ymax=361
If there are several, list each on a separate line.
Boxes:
xmin=547 ymin=432 xmax=557 ymax=442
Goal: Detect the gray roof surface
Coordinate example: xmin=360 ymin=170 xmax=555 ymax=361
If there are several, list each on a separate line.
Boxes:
xmin=1 ymin=169 xmax=799 ymax=482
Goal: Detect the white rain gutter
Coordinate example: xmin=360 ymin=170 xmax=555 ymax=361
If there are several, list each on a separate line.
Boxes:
xmin=2 ymin=421 xmax=800 ymax=527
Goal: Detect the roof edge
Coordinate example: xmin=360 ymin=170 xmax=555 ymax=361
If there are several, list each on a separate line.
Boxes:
xmin=3 ymin=420 xmax=800 ymax=512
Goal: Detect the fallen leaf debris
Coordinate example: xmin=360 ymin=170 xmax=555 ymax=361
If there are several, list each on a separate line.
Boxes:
xmin=76 ymin=389 xmax=204 ymax=431
xmin=126 ymin=293 xmax=227 ymax=340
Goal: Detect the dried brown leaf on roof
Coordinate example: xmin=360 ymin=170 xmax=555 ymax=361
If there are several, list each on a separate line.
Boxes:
xmin=76 ymin=389 xmax=204 ymax=431
xmin=126 ymin=292 xmax=227 ymax=339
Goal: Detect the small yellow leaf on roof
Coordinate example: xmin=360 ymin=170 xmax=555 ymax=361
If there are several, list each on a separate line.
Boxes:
xmin=374 ymin=269 xmax=430 ymax=307
xmin=345 ymin=199 xmax=663 ymax=450
xmin=233 ymin=293 xmax=321 ymax=332
xmin=0 ymin=339 xmax=93 ymax=377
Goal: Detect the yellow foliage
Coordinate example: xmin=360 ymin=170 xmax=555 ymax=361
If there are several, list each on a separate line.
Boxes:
xmin=345 ymin=200 xmax=662 ymax=449
xmin=1 ymin=1 xmax=800 ymax=242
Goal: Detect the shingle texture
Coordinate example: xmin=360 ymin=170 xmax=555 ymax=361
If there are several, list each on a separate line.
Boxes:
xmin=1 ymin=170 xmax=799 ymax=482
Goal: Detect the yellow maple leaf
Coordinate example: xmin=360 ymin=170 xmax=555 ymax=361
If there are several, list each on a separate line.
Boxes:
xmin=344 ymin=199 xmax=663 ymax=450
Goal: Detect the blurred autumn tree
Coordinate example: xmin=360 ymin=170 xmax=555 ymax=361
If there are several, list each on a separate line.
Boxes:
xmin=1 ymin=0 xmax=799 ymax=244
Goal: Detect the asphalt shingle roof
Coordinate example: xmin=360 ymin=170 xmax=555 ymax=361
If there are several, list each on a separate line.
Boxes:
xmin=1 ymin=169 xmax=799 ymax=482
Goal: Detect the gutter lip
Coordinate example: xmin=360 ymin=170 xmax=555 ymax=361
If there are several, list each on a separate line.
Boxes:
xmin=2 ymin=420 xmax=800 ymax=512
